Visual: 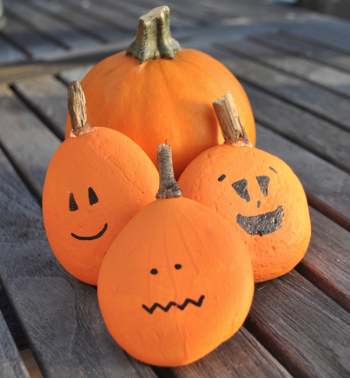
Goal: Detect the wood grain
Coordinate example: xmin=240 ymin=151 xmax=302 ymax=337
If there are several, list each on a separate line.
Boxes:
xmin=212 ymin=43 xmax=350 ymax=132
xmin=57 ymin=65 xmax=93 ymax=85
xmin=0 ymin=147 xmax=157 ymax=378
xmin=297 ymin=207 xmax=350 ymax=313
xmin=251 ymin=32 xmax=350 ymax=73
xmin=1 ymin=12 xmax=66 ymax=58
xmin=3 ymin=0 xmax=100 ymax=50
xmin=245 ymin=271 xmax=350 ymax=378
xmin=161 ymin=328 xmax=291 ymax=378
xmin=242 ymin=82 xmax=350 ymax=174
xmin=12 ymin=76 xmax=68 ymax=140
xmin=28 ymin=0 xmax=130 ymax=43
xmin=0 ymin=35 xmax=27 ymax=65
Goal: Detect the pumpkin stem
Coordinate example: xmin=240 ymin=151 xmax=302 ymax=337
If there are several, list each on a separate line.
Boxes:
xmin=156 ymin=142 xmax=182 ymax=199
xmin=213 ymin=92 xmax=252 ymax=147
xmin=126 ymin=6 xmax=181 ymax=65
xmin=68 ymin=81 xmax=95 ymax=137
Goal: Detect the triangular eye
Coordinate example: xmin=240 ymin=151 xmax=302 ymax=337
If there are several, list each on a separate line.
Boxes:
xmin=256 ymin=176 xmax=270 ymax=197
xmin=232 ymin=179 xmax=250 ymax=202
xmin=69 ymin=193 xmax=78 ymax=211
xmin=88 ymin=187 xmax=98 ymax=205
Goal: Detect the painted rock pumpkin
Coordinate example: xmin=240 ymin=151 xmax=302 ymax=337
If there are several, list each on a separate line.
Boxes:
xmin=43 ymin=82 xmax=158 ymax=285
xmin=98 ymin=143 xmax=254 ymax=366
xmin=179 ymin=93 xmax=311 ymax=283
xmin=64 ymin=6 xmax=255 ymax=179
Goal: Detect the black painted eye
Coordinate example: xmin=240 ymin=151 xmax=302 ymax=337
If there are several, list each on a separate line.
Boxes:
xmin=218 ymin=174 xmax=226 ymax=182
xmin=175 ymin=264 xmax=182 ymax=270
xmin=232 ymin=179 xmax=250 ymax=202
xmin=269 ymin=166 xmax=277 ymax=174
xmin=150 ymin=269 xmax=158 ymax=275
xmin=256 ymin=176 xmax=270 ymax=197
xmin=88 ymin=187 xmax=98 ymax=205
xmin=69 ymin=193 xmax=78 ymax=211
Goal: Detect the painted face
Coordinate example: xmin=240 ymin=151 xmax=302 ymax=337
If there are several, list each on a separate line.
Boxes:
xmin=43 ymin=128 xmax=158 ymax=285
xmin=179 ymin=144 xmax=311 ymax=283
xmin=98 ymin=198 xmax=254 ymax=367
xmin=223 ymin=167 xmax=284 ymax=236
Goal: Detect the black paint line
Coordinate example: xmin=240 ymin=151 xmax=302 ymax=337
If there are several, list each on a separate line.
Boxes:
xmin=218 ymin=174 xmax=226 ymax=181
xmin=71 ymin=223 xmax=108 ymax=240
xmin=142 ymin=295 xmax=205 ymax=314
xmin=269 ymin=166 xmax=278 ymax=174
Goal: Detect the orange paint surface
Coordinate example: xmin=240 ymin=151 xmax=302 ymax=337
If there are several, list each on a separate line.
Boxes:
xmin=98 ymin=197 xmax=254 ymax=366
xmin=43 ymin=128 xmax=158 ymax=285
xmin=65 ymin=49 xmax=256 ymax=179
xmin=179 ymin=144 xmax=311 ymax=283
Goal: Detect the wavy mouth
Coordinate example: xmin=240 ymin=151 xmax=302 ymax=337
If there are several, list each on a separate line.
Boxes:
xmin=142 ymin=295 xmax=205 ymax=314
xmin=237 ymin=205 xmax=284 ymax=236
xmin=71 ymin=223 xmax=108 ymax=241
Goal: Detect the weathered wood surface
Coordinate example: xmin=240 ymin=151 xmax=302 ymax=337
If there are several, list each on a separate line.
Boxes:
xmin=3 ymin=0 xmax=100 ymax=49
xmin=12 ymin=76 xmax=68 ymax=140
xmin=297 ymin=208 xmax=350 ymax=313
xmin=251 ymin=32 xmax=350 ymax=74
xmin=28 ymin=0 xmax=131 ymax=43
xmin=0 ymin=35 xmax=27 ymax=65
xmin=1 ymin=12 xmax=66 ymax=58
xmin=0 ymin=145 xmax=157 ymax=378
xmin=246 ymin=271 xmax=350 ymax=378
xmin=161 ymin=328 xmax=291 ymax=378
xmin=232 ymin=38 xmax=350 ymax=98
xmin=213 ymin=42 xmax=350 ymax=131
xmin=0 ymin=310 xmax=29 ymax=378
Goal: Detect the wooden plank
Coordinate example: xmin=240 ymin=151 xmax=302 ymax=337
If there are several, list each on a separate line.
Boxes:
xmin=297 ymin=207 xmax=350 ymax=313
xmin=0 ymin=310 xmax=29 ymax=378
xmin=255 ymin=123 xmax=350 ymax=231
xmin=232 ymin=38 xmax=350 ymax=98
xmin=57 ymin=65 xmax=94 ymax=85
xmin=251 ymin=32 xmax=350 ymax=74
xmin=61 ymin=0 xmax=139 ymax=34
xmin=280 ymin=18 xmax=350 ymax=53
xmin=12 ymin=76 xmax=68 ymax=140
xmin=1 ymin=12 xmax=66 ymax=58
xmin=245 ymin=271 xmax=350 ymax=378
xmin=209 ymin=43 xmax=350 ymax=132
xmin=3 ymin=0 xmax=101 ymax=50
xmin=0 ymin=147 xmax=157 ymax=378
xmin=242 ymin=82 xmax=350 ymax=174
xmin=0 ymin=35 xmax=27 ymax=65
xmin=160 ymin=328 xmax=291 ymax=378
xmin=28 ymin=0 xmax=131 ymax=43
xmin=0 ymin=85 xmax=61 ymax=199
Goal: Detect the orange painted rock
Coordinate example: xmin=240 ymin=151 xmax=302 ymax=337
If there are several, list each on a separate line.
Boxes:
xmin=43 ymin=82 xmax=158 ymax=285
xmin=179 ymin=93 xmax=311 ymax=283
xmin=98 ymin=143 xmax=254 ymax=366
xmin=65 ymin=6 xmax=255 ymax=179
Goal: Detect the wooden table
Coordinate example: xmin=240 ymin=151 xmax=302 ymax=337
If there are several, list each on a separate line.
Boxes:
xmin=0 ymin=0 xmax=350 ymax=377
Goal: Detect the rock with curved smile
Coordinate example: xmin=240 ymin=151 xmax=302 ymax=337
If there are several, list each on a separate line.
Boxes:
xmin=71 ymin=223 xmax=108 ymax=241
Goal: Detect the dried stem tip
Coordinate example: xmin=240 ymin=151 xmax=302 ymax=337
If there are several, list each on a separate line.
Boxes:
xmin=156 ymin=142 xmax=182 ymax=199
xmin=126 ymin=6 xmax=180 ymax=64
xmin=67 ymin=81 xmax=87 ymax=131
xmin=213 ymin=92 xmax=252 ymax=146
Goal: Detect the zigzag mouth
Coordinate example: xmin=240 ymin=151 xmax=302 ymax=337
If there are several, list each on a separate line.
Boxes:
xmin=142 ymin=295 xmax=205 ymax=314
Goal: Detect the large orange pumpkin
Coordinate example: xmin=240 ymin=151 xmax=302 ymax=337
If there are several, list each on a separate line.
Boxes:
xmin=98 ymin=143 xmax=254 ymax=366
xmin=179 ymin=93 xmax=311 ymax=283
xmin=43 ymin=82 xmax=158 ymax=285
xmin=65 ymin=6 xmax=255 ymax=179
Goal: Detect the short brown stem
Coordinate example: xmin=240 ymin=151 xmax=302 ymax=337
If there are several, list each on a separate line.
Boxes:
xmin=156 ymin=142 xmax=182 ymax=199
xmin=67 ymin=81 xmax=87 ymax=131
xmin=126 ymin=6 xmax=181 ymax=65
xmin=213 ymin=92 xmax=252 ymax=147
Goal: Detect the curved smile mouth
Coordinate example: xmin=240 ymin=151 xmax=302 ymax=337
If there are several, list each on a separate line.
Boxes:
xmin=71 ymin=223 xmax=108 ymax=241
xmin=237 ymin=205 xmax=284 ymax=236
xmin=142 ymin=295 xmax=205 ymax=314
